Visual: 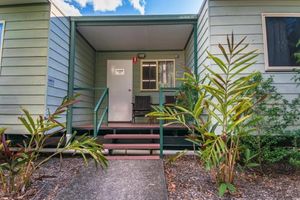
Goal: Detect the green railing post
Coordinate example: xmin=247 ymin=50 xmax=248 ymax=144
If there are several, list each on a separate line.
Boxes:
xmin=93 ymin=110 xmax=98 ymax=137
xmin=106 ymin=89 xmax=109 ymax=125
xmin=66 ymin=20 xmax=76 ymax=138
xmin=159 ymin=86 xmax=164 ymax=158
xmin=193 ymin=22 xmax=198 ymax=78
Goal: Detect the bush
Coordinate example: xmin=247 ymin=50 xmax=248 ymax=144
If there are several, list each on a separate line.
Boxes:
xmin=241 ymin=72 xmax=300 ymax=169
xmin=175 ymin=66 xmax=200 ymax=111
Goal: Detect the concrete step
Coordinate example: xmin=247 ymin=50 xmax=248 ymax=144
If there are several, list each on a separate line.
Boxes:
xmin=103 ymin=143 xmax=160 ymax=150
xmin=104 ymin=134 xmax=160 ymax=140
xmin=107 ymin=155 xmax=160 ymax=160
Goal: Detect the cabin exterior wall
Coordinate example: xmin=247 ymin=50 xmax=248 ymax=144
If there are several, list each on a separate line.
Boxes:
xmin=0 ymin=3 xmax=50 ymax=134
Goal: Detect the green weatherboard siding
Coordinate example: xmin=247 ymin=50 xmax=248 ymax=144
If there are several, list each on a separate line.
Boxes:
xmin=207 ymin=0 xmax=300 ymax=102
xmin=72 ymin=33 xmax=96 ymax=127
xmin=0 ymin=3 xmax=50 ymax=134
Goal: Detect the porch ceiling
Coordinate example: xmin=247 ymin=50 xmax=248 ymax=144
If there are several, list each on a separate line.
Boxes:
xmin=77 ymin=24 xmax=194 ymax=51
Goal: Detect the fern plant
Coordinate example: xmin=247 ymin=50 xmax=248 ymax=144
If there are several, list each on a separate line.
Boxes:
xmin=148 ymin=34 xmax=259 ymax=196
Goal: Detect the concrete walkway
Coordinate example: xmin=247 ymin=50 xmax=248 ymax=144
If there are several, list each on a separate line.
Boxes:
xmin=55 ymin=160 xmax=168 ymax=200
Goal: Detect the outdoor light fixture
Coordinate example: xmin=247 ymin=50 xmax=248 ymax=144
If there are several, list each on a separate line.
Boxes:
xmin=137 ymin=53 xmax=146 ymax=59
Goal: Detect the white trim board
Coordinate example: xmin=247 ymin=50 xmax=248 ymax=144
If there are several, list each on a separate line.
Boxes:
xmin=0 ymin=21 xmax=5 ymax=75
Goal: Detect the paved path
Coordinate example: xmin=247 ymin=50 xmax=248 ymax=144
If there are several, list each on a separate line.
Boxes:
xmin=55 ymin=160 xmax=168 ymax=200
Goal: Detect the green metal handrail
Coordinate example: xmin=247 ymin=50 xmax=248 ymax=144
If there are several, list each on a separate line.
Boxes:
xmin=94 ymin=88 xmax=109 ymax=137
xmin=74 ymin=87 xmax=107 ymax=91
xmin=159 ymin=87 xmax=180 ymax=158
xmin=73 ymin=87 xmax=109 ymax=137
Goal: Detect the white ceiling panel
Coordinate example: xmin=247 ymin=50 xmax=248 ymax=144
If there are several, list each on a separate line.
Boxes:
xmin=77 ymin=24 xmax=193 ymax=51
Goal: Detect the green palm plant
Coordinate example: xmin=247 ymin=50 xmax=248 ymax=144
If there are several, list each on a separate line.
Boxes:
xmin=148 ymin=34 xmax=260 ymax=196
xmin=0 ymin=96 xmax=108 ymax=197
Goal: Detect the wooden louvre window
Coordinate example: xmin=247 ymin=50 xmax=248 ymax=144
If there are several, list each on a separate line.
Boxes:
xmin=141 ymin=60 xmax=175 ymax=91
xmin=141 ymin=61 xmax=157 ymax=90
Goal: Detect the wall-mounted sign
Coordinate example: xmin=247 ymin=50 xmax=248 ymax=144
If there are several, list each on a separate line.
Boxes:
xmin=115 ymin=68 xmax=125 ymax=75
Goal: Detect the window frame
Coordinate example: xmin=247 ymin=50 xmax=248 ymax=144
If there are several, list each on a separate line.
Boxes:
xmin=262 ymin=13 xmax=300 ymax=71
xmin=0 ymin=20 xmax=5 ymax=68
xmin=140 ymin=59 xmax=176 ymax=91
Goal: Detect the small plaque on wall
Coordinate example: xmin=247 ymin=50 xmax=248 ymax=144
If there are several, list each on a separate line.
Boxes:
xmin=114 ymin=68 xmax=125 ymax=75
xmin=48 ymin=77 xmax=55 ymax=87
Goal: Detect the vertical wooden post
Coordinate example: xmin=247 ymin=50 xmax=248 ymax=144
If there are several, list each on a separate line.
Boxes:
xmin=66 ymin=20 xmax=76 ymax=138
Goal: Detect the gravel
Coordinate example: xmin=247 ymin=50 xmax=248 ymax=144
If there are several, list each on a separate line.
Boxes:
xmin=164 ymin=156 xmax=300 ymax=200
xmin=55 ymin=160 xmax=168 ymax=200
xmin=31 ymin=157 xmax=85 ymax=200
xmin=2 ymin=155 xmax=300 ymax=200
xmin=0 ymin=156 xmax=86 ymax=200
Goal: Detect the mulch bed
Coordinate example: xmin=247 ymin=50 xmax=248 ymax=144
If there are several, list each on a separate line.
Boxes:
xmin=0 ymin=156 xmax=86 ymax=200
xmin=164 ymin=155 xmax=300 ymax=200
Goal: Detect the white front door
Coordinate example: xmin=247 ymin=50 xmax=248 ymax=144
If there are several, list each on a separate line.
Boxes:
xmin=107 ymin=60 xmax=133 ymax=122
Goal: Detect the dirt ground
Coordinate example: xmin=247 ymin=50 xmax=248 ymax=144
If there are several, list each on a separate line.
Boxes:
xmin=0 ymin=157 xmax=85 ymax=200
xmin=2 ymin=155 xmax=300 ymax=200
xmin=164 ymin=156 xmax=300 ymax=200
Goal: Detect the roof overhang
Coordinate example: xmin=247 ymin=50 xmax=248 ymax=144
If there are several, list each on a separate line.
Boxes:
xmin=0 ymin=0 xmax=48 ymax=6
xmin=73 ymin=15 xmax=198 ymax=51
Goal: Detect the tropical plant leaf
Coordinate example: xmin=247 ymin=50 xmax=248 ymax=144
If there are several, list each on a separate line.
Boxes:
xmin=218 ymin=183 xmax=228 ymax=197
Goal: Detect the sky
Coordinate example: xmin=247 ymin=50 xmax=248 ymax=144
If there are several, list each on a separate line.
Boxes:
xmin=52 ymin=0 xmax=203 ymax=16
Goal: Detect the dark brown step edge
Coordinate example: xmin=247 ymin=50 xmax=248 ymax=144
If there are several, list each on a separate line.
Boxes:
xmin=103 ymin=134 xmax=160 ymax=139
xmin=107 ymin=155 xmax=160 ymax=160
xmin=103 ymin=143 xmax=160 ymax=150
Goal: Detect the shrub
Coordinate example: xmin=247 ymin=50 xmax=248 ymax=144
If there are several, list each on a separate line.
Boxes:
xmin=148 ymin=34 xmax=259 ymax=196
xmin=241 ymin=72 xmax=300 ymax=169
xmin=0 ymin=97 xmax=108 ymax=197
xmin=175 ymin=67 xmax=200 ymax=111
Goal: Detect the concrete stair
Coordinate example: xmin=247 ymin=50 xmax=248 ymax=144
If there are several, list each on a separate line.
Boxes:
xmin=103 ymin=134 xmax=160 ymax=160
xmin=107 ymin=155 xmax=160 ymax=160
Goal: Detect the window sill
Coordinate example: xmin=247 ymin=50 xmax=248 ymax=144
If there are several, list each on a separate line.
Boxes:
xmin=265 ymin=66 xmax=300 ymax=72
xmin=140 ymin=90 xmax=159 ymax=92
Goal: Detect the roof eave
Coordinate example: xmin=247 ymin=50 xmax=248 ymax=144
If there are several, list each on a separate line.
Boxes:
xmin=71 ymin=14 xmax=198 ymax=26
xmin=0 ymin=0 xmax=49 ymax=6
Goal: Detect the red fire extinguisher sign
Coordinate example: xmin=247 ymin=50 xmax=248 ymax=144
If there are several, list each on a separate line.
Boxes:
xmin=132 ymin=57 xmax=138 ymax=64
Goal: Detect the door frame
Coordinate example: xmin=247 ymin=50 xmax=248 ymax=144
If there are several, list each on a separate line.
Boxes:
xmin=107 ymin=60 xmax=133 ymax=122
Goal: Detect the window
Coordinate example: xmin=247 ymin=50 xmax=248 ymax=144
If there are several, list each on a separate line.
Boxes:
xmin=262 ymin=14 xmax=300 ymax=71
xmin=141 ymin=61 xmax=157 ymax=90
xmin=0 ymin=21 xmax=4 ymax=66
xmin=141 ymin=60 xmax=175 ymax=91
